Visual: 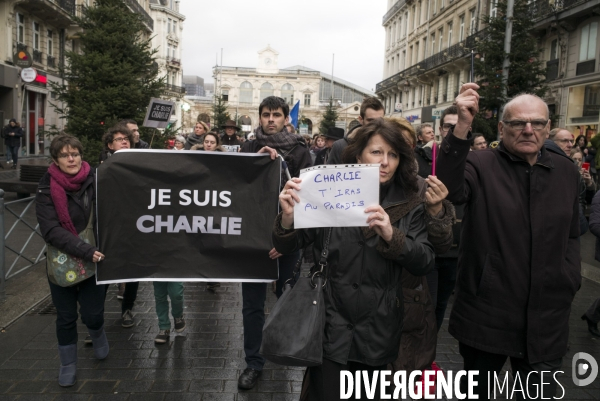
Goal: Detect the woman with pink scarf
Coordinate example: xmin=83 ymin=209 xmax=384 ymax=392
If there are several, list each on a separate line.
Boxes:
xmin=36 ymin=135 xmax=106 ymax=387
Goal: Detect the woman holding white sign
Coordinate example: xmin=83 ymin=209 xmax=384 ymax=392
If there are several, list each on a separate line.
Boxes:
xmin=273 ymin=119 xmax=442 ymax=400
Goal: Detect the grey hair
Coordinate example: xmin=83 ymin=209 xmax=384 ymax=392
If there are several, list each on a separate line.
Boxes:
xmin=416 ymin=123 xmax=433 ymax=141
xmin=502 ymin=93 xmax=549 ymax=121
xmin=548 ymin=127 xmax=569 ymax=141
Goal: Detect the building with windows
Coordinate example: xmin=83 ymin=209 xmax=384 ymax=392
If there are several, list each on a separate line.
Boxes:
xmin=183 ymin=75 xmax=205 ymax=97
xmin=531 ymin=0 xmax=600 ymax=139
xmin=376 ymin=0 xmax=485 ymax=131
xmin=149 ymin=0 xmax=186 ymax=131
xmin=213 ymin=45 xmax=374 ymax=135
xmin=0 ymin=0 xmax=154 ymax=157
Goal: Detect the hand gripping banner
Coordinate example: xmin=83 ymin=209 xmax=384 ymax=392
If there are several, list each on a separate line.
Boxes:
xmin=95 ymin=150 xmax=280 ymax=283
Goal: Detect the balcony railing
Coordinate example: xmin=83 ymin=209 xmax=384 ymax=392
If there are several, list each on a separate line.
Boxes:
xmin=47 ymin=55 xmax=56 ymax=68
xmin=164 ymin=84 xmax=186 ymax=94
xmin=168 ymin=58 xmax=181 ymax=66
xmin=376 ymin=29 xmax=487 ymax=93
xmin=124 ymin=0 xmax=154 ymax=31
xmin=546 ymin=59 xmax=559 ymax=81
xmin=33 ymin=50 xmax=42 ymax=63
xmin=383 ymin=0 xmax=407 ymax=25
xmin=17 ymin=43 xmax=27 ymax=52
xmin=54 ymin=0 xmax=76 ymax=15
xmin=528 ymin=0 xmax=589 ymax=22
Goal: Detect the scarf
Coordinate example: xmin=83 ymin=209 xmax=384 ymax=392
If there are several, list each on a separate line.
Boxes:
xmin=255 ymin=126 xmax=299 ymax=153
xmin=48 ymin=162 xmax=91 ymax=236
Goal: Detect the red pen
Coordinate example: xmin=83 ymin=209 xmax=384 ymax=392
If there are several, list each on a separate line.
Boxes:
xmin=432 ymin=142 xmax=437 ymax=176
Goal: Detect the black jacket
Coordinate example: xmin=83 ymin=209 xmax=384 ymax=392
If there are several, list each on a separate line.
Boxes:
xmin=327 ymin=123 xmax=362 ymax=165
xmin=438 ymin=132 xmax=581 ymax=363
xmin=36 ymin=169 xmax=97 ymax=262
xmin=221 ymin=134 xmax=243 ymax=147
xmin=414 ymin=146 xmax=433 ymax=178
xmin=588 ymin=190 xmax=600 ymax=262
xmin=241 ymin=137 xmax=312 ymax=180
xmin=2 ymin=124 xmax=23 ymax=147
xmin=134 ymin=139 xmax=149 ymax=149
xmin=273 ymin=183 xmax=435 ymax=366
xmin=314 ymin=147 xmax=330 ymax=166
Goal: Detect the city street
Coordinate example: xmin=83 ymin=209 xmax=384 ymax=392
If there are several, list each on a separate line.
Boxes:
xmin=0 ymin=269 xmax=598 ymax=400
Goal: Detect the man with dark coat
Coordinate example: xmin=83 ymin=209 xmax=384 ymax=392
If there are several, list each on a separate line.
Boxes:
xmin=120 ymin=119 xmax=149 ymax=149
xmin=314 ymin=126 xmax=344 ymax=165
xmin=220 ymin=120 xmax=243 ymax=150
xmin=438 ymin=85 xmax=581 ymax=399
xmin=237 ymin=96 xmax=312 ymax=390
xmin=2 ymin=118 xmax=23 ymax=169
xmin=327 ymin=97 xmax=385 ymax=165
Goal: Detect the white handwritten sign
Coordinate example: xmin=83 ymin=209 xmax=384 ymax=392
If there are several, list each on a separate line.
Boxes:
xmin=294 ymin=165 xmax=380 ymax=229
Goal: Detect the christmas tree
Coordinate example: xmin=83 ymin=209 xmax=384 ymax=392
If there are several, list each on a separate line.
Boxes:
xmin=319 ymin=99 xmax=338 ymax=136
xmin=49 ymin=0 xmax=163 ymax=162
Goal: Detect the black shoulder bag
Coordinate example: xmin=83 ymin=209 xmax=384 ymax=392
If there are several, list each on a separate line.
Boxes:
xmin=260 ymin=228 xmax=333 ymax=367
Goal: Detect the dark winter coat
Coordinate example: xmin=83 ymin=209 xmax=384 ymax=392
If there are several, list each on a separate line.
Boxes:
xmin=327 ymin=124 xmax=361 ymax=165
xmin=241 ymin=136 xmax=312 ymax=181
xmin=437 ymin=131 xmax=581 ymax=364
xmin=184 ymin=134 xmax=204 ymax=150
xmin=393 ymin=178 xmax=455 ymax=373
xmin=273 ymin=183 xmax=435 ymax=366
xmin=134 ymin=138 xmax=149 ymax=149
xmin=414 ymin=145 xmax=433 ymax=178
xmin=313 ymin=147 xmax=330 ymax=166
xmin=221 ymin=134 xmax=243 ymax=147
xmin=588 ymin=190 xmax=600 ymax=262
xmin=2 ymin=121 xmax=23 ymax=147
xmin=36 ymin=169 xmax=97 ymax=262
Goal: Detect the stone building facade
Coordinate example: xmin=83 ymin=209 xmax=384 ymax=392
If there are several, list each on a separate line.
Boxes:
xmin=212 ymin=45 xmax=374 ymax=136
xmin=377 ymin=0 xmax=487 ymax=135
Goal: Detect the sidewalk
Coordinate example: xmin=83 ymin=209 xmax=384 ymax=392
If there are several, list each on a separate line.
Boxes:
xmin=0 ymin=275 xmax=598 ymax=400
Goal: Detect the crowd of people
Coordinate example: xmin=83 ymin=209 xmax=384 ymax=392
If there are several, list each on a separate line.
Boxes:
xmin=33 ymin=91 xmax=599 ymax=400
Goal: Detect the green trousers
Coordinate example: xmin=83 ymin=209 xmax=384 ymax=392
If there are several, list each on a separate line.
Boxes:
xmin=152 ymin=282 xmax=184 ymax=330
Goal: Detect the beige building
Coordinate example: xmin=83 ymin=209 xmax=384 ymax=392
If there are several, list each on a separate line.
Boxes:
xmin=0 ymin=0 xmax=154 ymax=156
xmin=149 ymin=0 xmax=186 ymax=131
xmin=212 ymin=45 xmax=374 ymax=136
xmin=377 ymin=0 xmax=486 ymax=132
xmin=532 ymin=0 xmax=600 ymax=139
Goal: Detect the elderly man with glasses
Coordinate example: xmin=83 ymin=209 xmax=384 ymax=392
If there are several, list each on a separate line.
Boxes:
xmin=437 ymin=87 xmax=581 ymax=400
xmin=548 ymin=127 xmax=575 ymax=155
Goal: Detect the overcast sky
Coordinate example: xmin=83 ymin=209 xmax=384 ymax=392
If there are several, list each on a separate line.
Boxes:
xmin=179 ymin=0 xmax=387 ymax=93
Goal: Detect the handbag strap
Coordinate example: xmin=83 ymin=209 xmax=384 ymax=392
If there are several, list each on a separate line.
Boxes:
xmin=310 ymin=227 xmax=332 ymax=288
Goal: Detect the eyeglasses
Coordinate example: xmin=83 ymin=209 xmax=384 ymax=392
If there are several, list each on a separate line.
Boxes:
xmin=502 ymin=120 xmax=549 ymax=131
xmin=58 ymin=153 xmax=81 ymax=159
xmin=441 ymin=123 xmax=455 ymax=132
xmin=112 ymin=136 xmax=130 ymax=143
xmin=555 ymin=139 xmax=575 ymax=144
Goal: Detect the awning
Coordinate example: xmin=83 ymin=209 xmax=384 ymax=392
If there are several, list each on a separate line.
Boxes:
xmin=24 ymin=84 xmax=49 ymax=95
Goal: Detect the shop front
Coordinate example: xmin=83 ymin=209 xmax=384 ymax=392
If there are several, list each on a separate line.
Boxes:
xmin=566 ymin=82 xmax=600 ymax=140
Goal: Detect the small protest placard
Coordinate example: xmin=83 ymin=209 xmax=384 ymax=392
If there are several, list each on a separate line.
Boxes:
xmin=143 ymin=98 xmax=175 ymax=128
xmin=222 ymin=145 xmax=240 ymax=153
xmin=294 ymin=164 xmax=379 ymax=229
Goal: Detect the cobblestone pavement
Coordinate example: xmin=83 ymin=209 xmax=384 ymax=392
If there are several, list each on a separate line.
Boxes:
xmin=0 ymin=273 xmax=598 ymax=400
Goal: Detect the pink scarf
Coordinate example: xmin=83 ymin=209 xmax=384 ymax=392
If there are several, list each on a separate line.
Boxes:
xmin=48 ymin=162 xmax=91 ymax=236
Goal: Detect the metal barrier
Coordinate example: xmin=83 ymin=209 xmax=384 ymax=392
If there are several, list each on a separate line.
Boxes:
xmin=0 ymin=190 xmax=47 ymax=302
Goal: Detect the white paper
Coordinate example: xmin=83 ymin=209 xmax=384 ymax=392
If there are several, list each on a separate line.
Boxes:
xmin=294 ymin=164 xmax=380 ymax=229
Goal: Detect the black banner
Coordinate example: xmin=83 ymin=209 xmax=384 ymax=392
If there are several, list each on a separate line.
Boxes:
xmin=96 ymin=150 xmax=281 ymax=283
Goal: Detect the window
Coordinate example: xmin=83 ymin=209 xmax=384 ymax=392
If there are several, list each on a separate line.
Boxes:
xmin=167 ymin=18 xmax=172 ymax=33
xmin=459 ymin=15 xmax=465 ymax=41
xmin=33 ymin=22 xmax=40 ymax=50
xmin=281 ymin=83 xmax=295 ymax=104
xmin=455 ymin=71 xmax=461 ymax=95
xmin=440 ymin=0 xmax=444 ymax=8
xmin=423 ymin=38 xmax=427 ymax=58
xmin=448 ymin=23 xmax=453 ymax=47
xmin=490 ymin=0 xmax=497 ymax=17
xmin=240 ymin=81 xmax=253 ymax=104
xmin=222 ymin=89 xmax=229 ymax=102
xmin=173 ymin=44 xmax=178 ymax=59
xmin=415 ymin=42 xmax=420 ymax=63
xmin=413 ymin=5 xmax=417 ymax=29
xmin=47 ymin=30 xmax=53 ymax=56
xmin=579 ymin=22 xmax=598 ymax=62
xmin=404 ymin=12 xmax=408 ymax=36
xmin=260 ymin=82 xmax=274 ymax=101
xmin=398 ymin=18 xmax=402 ymax=40
xmin=433 ymin=0 xmax=437 ymax=14
xmin=431 ymin=34 xmax=436 ymax=55
xmin=438 ymin=29 xmax=443 ymax=52
xmin=172 ymin=21 xmax=177 ymax=35
xmin=17 ymin=13 xmax=24 ymax=43
xmin=167 ymin=43 xmax=172 ymax=59
xmin=469 ymin=9 xmax=477 ymax=34
xmin=304 ymin=94 xmax=311 ymax=106
xmin=550 ymin=39 xmax=558 ymax=60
